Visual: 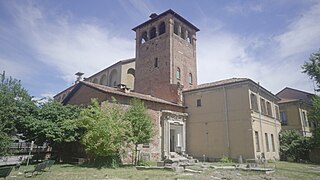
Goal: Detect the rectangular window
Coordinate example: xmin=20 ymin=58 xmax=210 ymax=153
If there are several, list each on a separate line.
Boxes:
xmin=142 ymin=143 xmax=150 ymax=148
xmin=302 ymin=111 xmax=309 ymax=127
xmin=280 ymin=112 xmax=288 ymax=125
xmin=271 ymin=134 xmax=275 ymax=152
xmin=255 ymin=131 xmax=260 ymax=152
xmin=250 ymin=93 xmax=259 ymax=111
xmin=197 ymin=99 xmax=201 ymax=107
xmin=266 ymin=101 xmax=273 ymax=117
xmin=260 ymin=98 xmax=266 ymax=115
xmin=265 ymin=133 xmax=269 ymax=152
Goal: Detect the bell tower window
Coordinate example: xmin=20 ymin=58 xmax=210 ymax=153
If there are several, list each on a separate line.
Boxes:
xmin=158 ymin=22 xmax=165 ymax=35
xmin=174 ymin=22 xmax=179 ymax=35
xmin=181 ymin=27 xmax=186 ymax=39
xmin=149 ymin=27 xmax=156 ymax=39
xmin=189 ymin=73 xmax=193 ymax=84
xmin=176 ymin=67 xmax=181 ymax=80
xmin=141 ymin=31 xmax=148 ymax=44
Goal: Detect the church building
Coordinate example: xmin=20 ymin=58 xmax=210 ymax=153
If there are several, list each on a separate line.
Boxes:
xmin=54 ymin=9 xmax=281 ymax=162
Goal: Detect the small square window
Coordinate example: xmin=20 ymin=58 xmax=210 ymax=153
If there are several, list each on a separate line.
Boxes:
xmin=154 ymin=58 xmax=158 ymax=68
xmin=197 ymin=99 xmax=201 ymax=107
xmin=142 ymin=143 xmax=150 ymax=148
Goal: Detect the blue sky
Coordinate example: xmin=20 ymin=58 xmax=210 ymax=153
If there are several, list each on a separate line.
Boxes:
xmin=1 ymin=0 xmax=320 ymax=98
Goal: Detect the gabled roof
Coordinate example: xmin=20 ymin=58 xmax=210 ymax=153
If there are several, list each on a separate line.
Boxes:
xmin=196 ymin=78 xmax=249 ymax=89
xmin=183 ymin=77 xmax=280 ymax=101
xmin=53 ymin=84 xmax=75 ymax=98
xmin=63 ymin=81 xmax=183 ymax=107
xmin=84 ymin=58 xmax=135 ymax=80
xmin=276 ymin=87 xmax=315 ymax=105
xmin=132 ymin=9 xmax=200 ymax=32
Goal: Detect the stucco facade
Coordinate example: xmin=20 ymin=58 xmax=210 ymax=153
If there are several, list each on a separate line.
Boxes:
xmin=184 ymin=78 xmax=281 ymax=160
xmin=54 ymin=9 xmax=283 ymax=162
xmin=277 ymin=87 xmax=315 ymax=137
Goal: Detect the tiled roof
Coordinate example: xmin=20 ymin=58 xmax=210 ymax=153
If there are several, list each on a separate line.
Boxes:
xmin=132 ymin=9 xmax=199 ymax=32
xmin=183 ymin=77 xmax=280 ymax=101
xmin=53 ymin=84 xmax=75 ymax=98
xmin=276 ymin=87 xmax=315 ymax=105
xmin=196 ymin=78 xmax=249 ymax=89
xmin=79 ymin=81 xmax=183 ymax=107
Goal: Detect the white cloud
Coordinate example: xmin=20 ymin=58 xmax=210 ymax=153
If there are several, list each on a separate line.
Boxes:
xmin=119 ymin=0 xmax=156 ymax=21
xmin=275 ymin=2 xmax=320 ymax=59
xmin=198 ymin=2 xmax=320 ymax=94
xmin=0 ymin=57 xmax=34 ymax=80
xmin=9 ymin=1 xmax=135 ymax=83
xmin=225 ymin=3 xmax=263 ymax=14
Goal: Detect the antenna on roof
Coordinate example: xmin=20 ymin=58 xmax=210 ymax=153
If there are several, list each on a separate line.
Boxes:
xmin=75 ymin=72 xmax=84 ymax=84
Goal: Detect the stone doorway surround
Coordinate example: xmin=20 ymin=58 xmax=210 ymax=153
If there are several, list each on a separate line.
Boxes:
xmin=161 ymin=110 xmax=188 ymax=159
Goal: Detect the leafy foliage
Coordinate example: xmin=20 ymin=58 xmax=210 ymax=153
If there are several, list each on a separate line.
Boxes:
xmin=308 ymin=96 xmax=320 ymax=125
xmin=124 ymin=98 xmax=154 ymax=165
xmin=0 ymin=72 xmax=36 ymax=134
xmin=279 ymin=130 xmax=312 ymax=161
xmin=125 ymin=99 xmax=154 ymax=146
xmin=77 ymin=99 xmax=130 ymax=158
xmin=302 ymin=49 xmax=320 ymax=91
xmin=0 ymin=131 xmax=12 ymax=156
xmin=0 ymin=72 xmax=36 ymax=155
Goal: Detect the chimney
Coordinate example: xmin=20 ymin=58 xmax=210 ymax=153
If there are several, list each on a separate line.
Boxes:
xmin=117 ymin=84 xmax=130 ymax=93
xmin=149 ymin=13 xmax=158 ymax=19
xmin=75 ymin=72 xmax=84 ymax=83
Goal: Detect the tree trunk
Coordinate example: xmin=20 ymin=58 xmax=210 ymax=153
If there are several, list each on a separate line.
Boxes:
xmin=134 ymin=144 xmax=138 ymax=165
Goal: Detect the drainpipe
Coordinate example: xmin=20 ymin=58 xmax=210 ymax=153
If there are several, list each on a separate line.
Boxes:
xmin=299 ymin=100 xmax=306 ymax=136
xmin=273 ymin=101 xmax=279 ymax=157
xmin=257 ymin=82 xmax=265 ymax=158
xmin=223 ymin=86 xmax=231 ymax=157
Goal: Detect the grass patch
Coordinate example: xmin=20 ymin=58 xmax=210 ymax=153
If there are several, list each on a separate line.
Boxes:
xmin=4 ymin=161 xmax=320 ymax=179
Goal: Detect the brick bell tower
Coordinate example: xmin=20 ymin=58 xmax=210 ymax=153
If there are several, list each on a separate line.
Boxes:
xmin=132 ymin=9 xmax=199 ymax=104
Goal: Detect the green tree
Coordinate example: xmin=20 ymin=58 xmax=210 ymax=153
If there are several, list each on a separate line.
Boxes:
xmin=302 ymin=50 xmax=320 ymax=148
xmin=307 ymin=96 xmax=320 ymax=129
xmin=279 ymin=130 xmax=311 ymax=161
xmin=19 ymin=99 xmax=81 ymax=160
xmin=0 ymin=72 xmax=36 ymax=155
xmin=302 ymin=49 xmax=320 ymax=91
xmin=124 ymin=98 xmax=154 ymax=165
xmin=77 ymin=99 xmax=129 ymax=165
xmin=0 ymin=131 xmax=12 ymax=156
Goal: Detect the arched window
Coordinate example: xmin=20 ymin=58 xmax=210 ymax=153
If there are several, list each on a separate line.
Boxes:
xmin=92 ymin=78 xmax=98 ymax=84
xmin=180 ymin=27 xmax=186 ymax=39
xmin=100 ymin=74 xmax=108 ymax=85
xmin=109 ymin=69 xmax=118 ymax=87
xmin=141 ymin=31 xmax=148 ymax=44
xmin=176 ymin=67 xmax=181 ymax=80
xmin=187 ymin=35 xmax=192 ymax=44
xmin=127 ymin=68 xmax=135 ymax=76
xmin=149 ymin=27 xmax=156 ymax=39
xmin=188 ymin=73 xmax=193 ymax=84
xmin=187 ymin=31 xmax=192 ymax=44
xmin=158 ymin=22 xmax=165 ymax=35
xmin=174 ymin=22 xmax=179 ymax=35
